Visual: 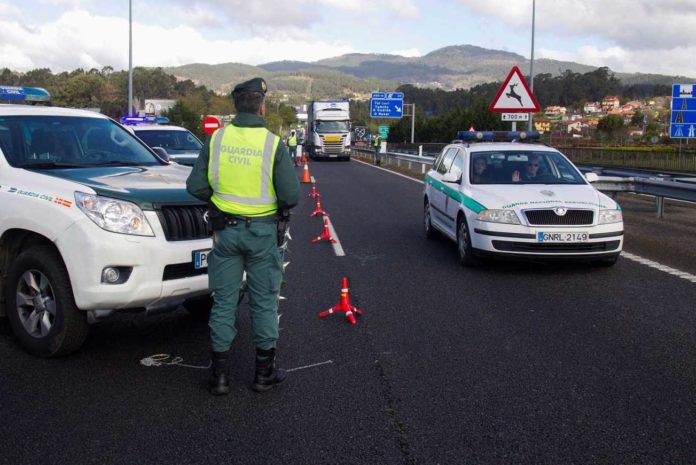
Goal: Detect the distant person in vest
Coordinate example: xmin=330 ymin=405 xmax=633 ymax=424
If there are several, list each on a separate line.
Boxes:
xmin=186 ymin=77 xmax=300 ymax=396
xmin=287 ymin=130 xmax=298 ymax=166
xmin=373 ymin=133 xmax=382 ymax=166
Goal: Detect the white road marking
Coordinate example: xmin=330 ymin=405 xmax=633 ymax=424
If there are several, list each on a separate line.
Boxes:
xmin=326 ymin=216 xmax=346 ymax=256
xmin=621 ymin=251 xmax=696 ymax=283
xmin=352 ymin=158 xmax=424 ymax=184
xmin=286 ymin=360 xmax=334 ymax=372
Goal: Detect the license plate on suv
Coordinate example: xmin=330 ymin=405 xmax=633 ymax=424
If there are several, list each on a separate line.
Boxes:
xmin=537 ymin=232 xmax=588 ymax=243
xmin=193 ymin=249 xmax=212 ymax=269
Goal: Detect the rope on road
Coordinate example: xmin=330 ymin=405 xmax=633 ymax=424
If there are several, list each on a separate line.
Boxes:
xmin=140 ymin=354 xmax=211 ymax=369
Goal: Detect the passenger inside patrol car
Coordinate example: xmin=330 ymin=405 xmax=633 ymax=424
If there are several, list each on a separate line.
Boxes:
xmin=471 ymin=155 xmax=492 ymax=184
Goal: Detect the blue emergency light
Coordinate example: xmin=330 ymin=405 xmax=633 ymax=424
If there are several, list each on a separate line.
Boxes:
xmin=119 ymin=115 xmax=170 ymax=125
xmin=0 ymin=86 xmax=51 ymax=102
xmin=456 ymin=130 xmax=540 ymax=142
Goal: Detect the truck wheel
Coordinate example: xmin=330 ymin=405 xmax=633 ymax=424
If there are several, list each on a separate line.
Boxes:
xmin=5 ymin=246 xmax=88 ymax=357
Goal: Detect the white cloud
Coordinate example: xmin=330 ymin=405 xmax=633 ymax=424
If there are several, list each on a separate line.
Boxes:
xmin=0 ymin=9 xmax=354 ymax=72
xmin=390 ymin=48 xmax=421 ymax=57
xmin=0 ymin=3 xmax=21 ymax=19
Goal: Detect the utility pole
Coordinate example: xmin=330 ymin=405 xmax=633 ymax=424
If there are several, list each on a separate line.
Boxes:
xmin=528 ymin=0 xmax=536 ymax=132
xmin=404 ymin=103 xmax=416 ymax=143
xmin=128 ymin=0 xmax=133 ymax=116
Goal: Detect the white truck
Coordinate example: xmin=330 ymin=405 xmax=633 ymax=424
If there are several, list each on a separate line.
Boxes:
xmin=0 ymin=89 xmax=213 ymax=357
xmin=305 ymin=100 xmax=351 ymax=161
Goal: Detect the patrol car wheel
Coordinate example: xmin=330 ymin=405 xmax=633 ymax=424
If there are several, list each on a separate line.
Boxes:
xmin=457 ymin=217 xmax=479 ymax=267
xmin=423 ymin=200 xmax=437 ymax=240
xmin=6 ymin=246 xmax=89 ymax=357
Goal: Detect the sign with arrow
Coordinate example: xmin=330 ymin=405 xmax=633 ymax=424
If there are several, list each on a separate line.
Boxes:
xmin=488 ymin=66 xmax=540 ymax=113
xmin=370 ymin=92 xmax=404 ymax=118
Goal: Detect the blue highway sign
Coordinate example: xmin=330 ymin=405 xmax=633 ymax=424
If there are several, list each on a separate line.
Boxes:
xmin=370 ymin=92 xmax=404 ymax=118
xmin=671 ymin=84 xmax=696 ymax=139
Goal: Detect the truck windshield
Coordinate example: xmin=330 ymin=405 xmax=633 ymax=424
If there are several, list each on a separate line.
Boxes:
xmin=0 ymin=116 xmax=162 ymax=168
xmin=315 ymin=121 xmax=349 ymax=133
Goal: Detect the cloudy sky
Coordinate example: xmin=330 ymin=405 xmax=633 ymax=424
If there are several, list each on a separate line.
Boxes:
xmin=1 ymin=0 xmax=695 ymax=77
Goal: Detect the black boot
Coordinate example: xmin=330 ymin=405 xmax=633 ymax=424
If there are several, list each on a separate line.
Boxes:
xmin=209 ymin=350 xmax=230 ymax=396
xmin=252 ymin=347 xmax=287 ymax=393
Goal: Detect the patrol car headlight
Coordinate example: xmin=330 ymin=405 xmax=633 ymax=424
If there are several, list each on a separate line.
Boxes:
xmin=598 ymin=209 xmax=623 ymax=224
xmin=476 ymin=209 xmax=521 ymax=225
xmin=75 ymin=192 xmax=155 ymax=236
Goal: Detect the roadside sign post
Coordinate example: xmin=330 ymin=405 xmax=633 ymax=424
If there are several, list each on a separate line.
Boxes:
xmin=202 ymin=115 xmax=221 ymax=135
xmin=488 ymin=66 xmax=540 ymax=131
xmin=670 ymin=84 xmax=696 ymax=141
xmin=370 ymin=92 xmax=404 ymax=118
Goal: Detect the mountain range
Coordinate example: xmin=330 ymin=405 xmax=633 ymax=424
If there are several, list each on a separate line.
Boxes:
xmin=164 ymin=44 xmax=692 ymax=102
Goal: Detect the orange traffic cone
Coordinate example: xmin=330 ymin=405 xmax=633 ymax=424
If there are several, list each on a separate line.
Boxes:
xmin=318 ymin=277 xmax=363 ymax=325
xmin=301 ymin=162 xmax=311 ymax=184
xmin=311 ymin=218 xmax=336 ymax=244
xmin=310 ymin=197 xmax=329 ymax=217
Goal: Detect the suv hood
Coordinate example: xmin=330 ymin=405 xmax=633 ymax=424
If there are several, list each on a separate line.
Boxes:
xmin=37 ymin=164 xmax=200 ymax=209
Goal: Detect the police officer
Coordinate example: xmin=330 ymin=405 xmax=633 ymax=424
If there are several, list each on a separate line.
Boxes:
xmin=186 ymin=77 xmax=300 ymax=396
xmin=287 ymin=130 xmax=298 ymax=166
xmin=373 ymin=133 xmax=382 ymax=166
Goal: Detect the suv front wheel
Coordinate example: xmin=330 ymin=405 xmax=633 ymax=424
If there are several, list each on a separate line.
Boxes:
xmin=6 ymin=246 xmax=89 ymax=357
xmin=457 ymin=217 xmax=480 ymax=267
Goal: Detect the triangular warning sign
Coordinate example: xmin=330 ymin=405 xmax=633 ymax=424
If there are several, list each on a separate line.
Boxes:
xmin=488 ymin=66 xmax=540 ymax=113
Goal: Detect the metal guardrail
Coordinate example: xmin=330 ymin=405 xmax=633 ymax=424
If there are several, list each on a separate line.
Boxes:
xmin=351 ymin=146 xmax=696 ymax=218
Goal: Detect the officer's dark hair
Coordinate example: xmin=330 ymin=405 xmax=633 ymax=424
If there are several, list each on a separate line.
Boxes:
xmin=233 ymin=91 xmax=264 ymax=114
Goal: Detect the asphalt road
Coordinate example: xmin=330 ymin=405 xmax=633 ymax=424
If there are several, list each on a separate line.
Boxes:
xmin=2 ymin=159 xmax=696 ymax=465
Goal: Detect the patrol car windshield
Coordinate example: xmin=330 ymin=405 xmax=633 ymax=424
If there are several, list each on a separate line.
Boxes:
xmin=134 ymin=129 xmax=202 ymax=154
xmin=0 ymin=116 xmax=162 ymax=169
xmin=469 ymin=150 xmax=586 ymax=185
xmin=315 ymin=121 xmax=349 ymax=133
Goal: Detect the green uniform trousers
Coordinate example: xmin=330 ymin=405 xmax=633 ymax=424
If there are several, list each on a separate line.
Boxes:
xmin=208 ymin=221 xmax=282 ymax=352
xmin=374 ymin=145 xmax=381 ymax=164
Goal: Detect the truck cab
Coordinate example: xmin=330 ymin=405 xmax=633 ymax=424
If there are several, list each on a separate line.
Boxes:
xmin=306 ymin=100 xmax=351 ymax=161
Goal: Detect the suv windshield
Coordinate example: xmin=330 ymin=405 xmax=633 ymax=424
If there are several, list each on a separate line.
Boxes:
xmin=315 ymin=121 xmax=349 ymax=133
xmin=0 ymin=116 xmax=161 ymax=168
xmin=470 ymin=150 xmax=586 ymax=185
xmin=134 ymin=129 xmax=202 ymax=154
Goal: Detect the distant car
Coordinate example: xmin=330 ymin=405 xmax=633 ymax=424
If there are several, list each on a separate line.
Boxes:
xmin=131 ymin=125 xmax=203 ymax=166
xmin=423 ymin=132 xmax=624 ymax=266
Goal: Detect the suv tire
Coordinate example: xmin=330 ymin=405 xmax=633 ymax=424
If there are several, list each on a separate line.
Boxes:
xmin=6 ymin=246 xmax=89 ymax=357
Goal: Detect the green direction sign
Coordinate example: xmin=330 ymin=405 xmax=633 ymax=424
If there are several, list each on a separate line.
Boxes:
xmin=378 ymin=125 xmax=390 ymax=138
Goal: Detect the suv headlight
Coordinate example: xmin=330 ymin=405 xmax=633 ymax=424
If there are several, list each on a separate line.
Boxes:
xmin=75 ymin=192 xmax=155 ymax=236
xmin=598 ymin=209 xmax=623 ymax=224
xmin=476 ymin=209 xmax=521 ymax=224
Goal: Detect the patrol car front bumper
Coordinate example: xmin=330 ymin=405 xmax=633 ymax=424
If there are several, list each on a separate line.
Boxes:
xmin=470 ymin=219 xmax=623 ymax=259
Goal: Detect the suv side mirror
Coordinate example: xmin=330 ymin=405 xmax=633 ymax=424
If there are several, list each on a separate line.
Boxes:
xmin=152 ymin=146 xmax=170 ymax=163
xmin=585 ymin=172 xmax=599 ymax=183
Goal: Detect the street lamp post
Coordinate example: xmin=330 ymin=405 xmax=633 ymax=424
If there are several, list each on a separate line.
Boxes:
xmin=528 ymin=0 xmax=536 ymax=132
xmin=128 ymin=0 xmax=133 ymax=116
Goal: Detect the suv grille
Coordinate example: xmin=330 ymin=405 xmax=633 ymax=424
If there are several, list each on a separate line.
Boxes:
xmin=525 ymin=209 xmax=594 ymax=226
xmin=157 ymin=205 xmax=211 ymax=241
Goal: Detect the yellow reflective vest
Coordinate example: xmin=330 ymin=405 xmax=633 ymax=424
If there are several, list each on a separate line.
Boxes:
xmin=208 ymin=125 xmax=280 ymax=217
xmin=287 ymin=135 xmax=297 ymax=147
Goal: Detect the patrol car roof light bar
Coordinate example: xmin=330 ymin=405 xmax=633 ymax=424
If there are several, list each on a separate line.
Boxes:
xmin=456 ymin=130 xmax=540 ymax=143
xmin=119 ymin=116 xmax=170 ymax=125
xmin=0 ymin=86 xmax=51 ymax=103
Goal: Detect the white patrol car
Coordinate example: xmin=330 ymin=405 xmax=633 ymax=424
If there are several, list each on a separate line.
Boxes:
xmin=423 ymin=131 xmax=623 ymax=267
xmin=126 ymin=118 xmax=203 ymax=167
xmin=0 ymin=89 xmax=213 ymax=356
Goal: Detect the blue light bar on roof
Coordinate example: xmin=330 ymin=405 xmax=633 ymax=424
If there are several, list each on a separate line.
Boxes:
xmin=456 ymin=130 xmax=540 ymax=142
xmin=0 ymin=86 xmax=51 ymax=102
xmin=119 ymin=115 xmax=170 ymax=125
